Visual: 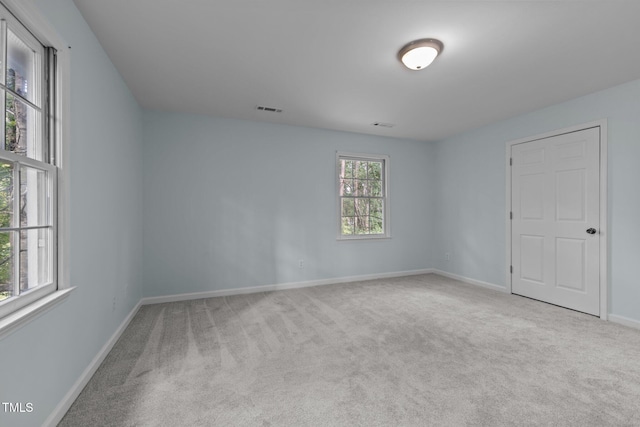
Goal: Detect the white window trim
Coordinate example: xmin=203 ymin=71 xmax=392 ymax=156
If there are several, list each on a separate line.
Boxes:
xmin=336 ymin=151 xmax=391 ymax=240
xmin=0 ymin=0 xmax=73 ymax=340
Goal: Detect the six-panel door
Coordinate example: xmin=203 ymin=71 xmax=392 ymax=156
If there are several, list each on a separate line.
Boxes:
xmin=511 ymin=128 xmax=600 ymax=316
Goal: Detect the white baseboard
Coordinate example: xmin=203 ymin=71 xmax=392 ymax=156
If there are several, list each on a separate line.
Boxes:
xmin=432 ymin=269 xmax=508 ymax=293
xmin=44 ymin=300 xmax=142 ymax=427
xmin=140 ymin=268 xmax=435 ymax=305
xmin=609 ymin=314 xmax=640 ymax=330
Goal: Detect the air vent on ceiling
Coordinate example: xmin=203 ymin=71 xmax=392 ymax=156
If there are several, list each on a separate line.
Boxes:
xmin=372 ymin=122 xmax=395 ymax=128
xmin=256 ymin=105 xmax=283 ymax=113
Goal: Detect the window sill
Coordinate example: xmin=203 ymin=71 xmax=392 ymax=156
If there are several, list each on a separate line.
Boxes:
xmin=337 ymin=235 xmax=391 ymax=241
xmin=0 ymin=287 xmax=75 ymax=340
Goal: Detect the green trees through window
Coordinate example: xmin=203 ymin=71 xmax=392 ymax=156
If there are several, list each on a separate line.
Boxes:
xmin=1 ymin=67 xmax=29 ymax=301
xmin=0 ymin=163 xmax=12 ymax=301
xmin=338 ymin=155 xmax=387 ymax=237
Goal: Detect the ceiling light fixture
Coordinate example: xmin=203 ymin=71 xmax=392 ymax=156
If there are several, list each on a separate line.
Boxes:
xmin=397 ymin=38 xmax=444 ymax=71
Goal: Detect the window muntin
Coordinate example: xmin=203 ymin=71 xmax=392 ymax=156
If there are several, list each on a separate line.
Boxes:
xmin=337 ymin=153 xmax=389 ymax=239
xmin=0 ymin=4 xmax=57 ymax=319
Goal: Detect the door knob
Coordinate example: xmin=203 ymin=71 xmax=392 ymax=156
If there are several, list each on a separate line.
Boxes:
xmin=586 ymin=228 xmax=597 ymax=235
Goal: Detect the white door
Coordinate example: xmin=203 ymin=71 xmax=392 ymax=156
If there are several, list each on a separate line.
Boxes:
xmin=511 ymin=127 xmax=600 ymax=315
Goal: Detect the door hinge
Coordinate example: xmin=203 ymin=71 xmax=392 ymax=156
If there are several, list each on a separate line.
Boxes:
xmin=510 ymin=265 xmax=513 ymax=274
xmin=510 ymin=157 xmax=513 ymax=166
xmin=510 ymin=211 xmax=513 ymax=220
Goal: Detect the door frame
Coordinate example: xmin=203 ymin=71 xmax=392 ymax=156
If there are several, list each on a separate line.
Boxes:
xmin=505 ymin=120 xmax=608 ymax=320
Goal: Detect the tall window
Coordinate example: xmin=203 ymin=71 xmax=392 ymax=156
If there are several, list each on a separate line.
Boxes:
xmin=337 ymin=153 xmax=389 ymax=239
xmin=0 ymin=3 xmax=57 ymax=320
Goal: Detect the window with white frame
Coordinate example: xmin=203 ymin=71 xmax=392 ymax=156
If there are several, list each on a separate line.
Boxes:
xmin=337 ymin=152 xmax=389 ymax=239
xmin=0 ymin=2 xmax=58 ymax=321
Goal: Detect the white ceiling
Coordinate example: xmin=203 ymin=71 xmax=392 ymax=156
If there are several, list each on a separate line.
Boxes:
xmin=72 ymin=0 xmax=640 ymax=142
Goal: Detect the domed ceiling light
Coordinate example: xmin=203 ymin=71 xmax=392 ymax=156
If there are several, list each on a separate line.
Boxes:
xmin=397 ymin=38 xmax=444 ymax=70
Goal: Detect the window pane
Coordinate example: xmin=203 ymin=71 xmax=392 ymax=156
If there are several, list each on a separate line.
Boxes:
xmin=341 ymin=217 xmax=354 ymax=235
xmin=368 ymin=161 xmax=382 ymax=180
xmin=355 ymin=179 xmax=367 ymax=196
xmin=7 ymin=29 xmax=37 ymax=105
xmin=356 ymin=161 xmax=367 ymax=179
xmin=341 ymin=198 xmax=354 ymax=217
xmin=20 ymin=165 xmax=50 ymax=227
xmin=5 ymin=93 xmax=42 ymax=160
xmin=20 ymin=228 xmax=51 ymax=292
xmin=355 ymin=198 xmax=368 ymax=217
xmin=370 ymin=199 xmax=383 ymax=219
xmin=342 ymin=179 xmax=354 ymax=196
xmin=340 ymin=160 xmax=354 ymax=179
xmin=0 ymin=162 xmax=14 ymax=228
xmin=370 ymin=180 xmax=381 ymax=197
xmin=355 ymin=216 xmax=369 ymax=234
xmin=0 ymin=231 xmax=16 ymax=301
xmin=354 ymin=198 xmax=370 ymax=235
xmin=371 ymin=217 xmax=383 ymax=233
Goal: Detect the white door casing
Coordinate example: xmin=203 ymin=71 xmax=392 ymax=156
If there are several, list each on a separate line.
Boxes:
xmin=510 ymin=127 xmax=601 ymax=316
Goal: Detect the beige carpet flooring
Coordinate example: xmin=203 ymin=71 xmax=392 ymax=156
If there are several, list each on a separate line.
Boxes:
xmin=59 ymin=274 xmax=640 ymax=426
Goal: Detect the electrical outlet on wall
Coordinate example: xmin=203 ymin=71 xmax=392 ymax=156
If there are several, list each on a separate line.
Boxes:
xmin=298 ymin=259 xmax=304 ymax=269
xmin=112 ymin=296 xmax=116 ymax=312
xmin=445 ymin=252 xmax=451 ymax=261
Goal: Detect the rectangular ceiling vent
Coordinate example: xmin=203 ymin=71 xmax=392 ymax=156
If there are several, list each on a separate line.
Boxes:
xmin=256 ymin=105 xmax=283 ymax=113
xmin=372 ymin=122 xmax=395 ymax=128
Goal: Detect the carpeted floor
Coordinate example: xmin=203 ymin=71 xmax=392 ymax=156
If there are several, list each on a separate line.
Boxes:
xmin=59 ymin=274 xmax=640 ymax=426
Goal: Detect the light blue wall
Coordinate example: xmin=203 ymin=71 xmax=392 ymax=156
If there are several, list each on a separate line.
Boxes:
xmin=0 ymin=1 xmax=144 ymax=426
xmin=433 ymin=79 xmax=640 ymax=323
xmin=142 ymin=112 xmax=435 ymax=297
